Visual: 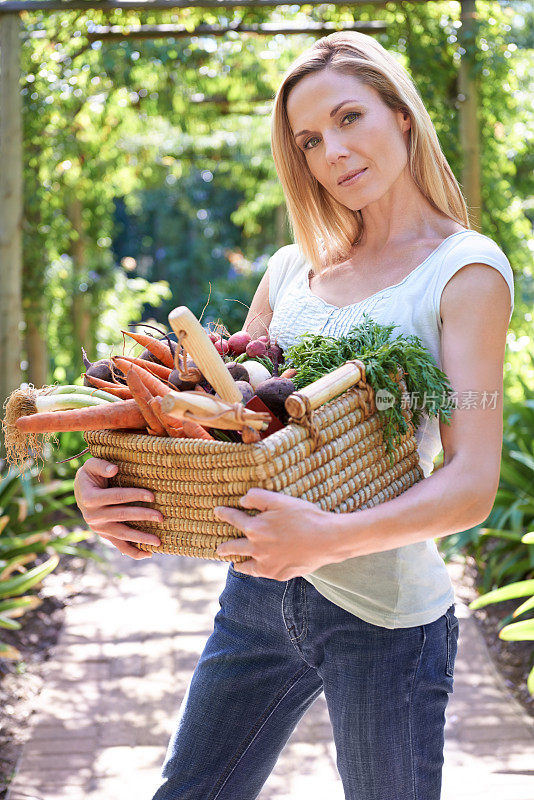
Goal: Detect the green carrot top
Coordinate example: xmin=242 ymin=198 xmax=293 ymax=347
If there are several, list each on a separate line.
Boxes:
xmin=283 ymin=313 xmax=454 ymax=455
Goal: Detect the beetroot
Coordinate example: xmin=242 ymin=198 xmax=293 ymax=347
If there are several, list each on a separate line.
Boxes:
xmin=168 ymin=369 xmax=198 ymax=392
xmin=254 ymin=377 xmax=296 ymax=423
xmin=82 ymin=348 xmax=125 ymax=385
xmin=228 ymin=330 xmax=252 ymax=355
xmin=235 ymin=380 xmax=254 ymax=405
xmin=226 ymin=362 xmax=250 ymax=383
xmin=266 ymin=343 xmax=284 ymax=376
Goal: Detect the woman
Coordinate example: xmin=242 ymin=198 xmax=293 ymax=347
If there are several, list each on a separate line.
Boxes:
xmin=74 ymin=32 xmax=514 ymax=800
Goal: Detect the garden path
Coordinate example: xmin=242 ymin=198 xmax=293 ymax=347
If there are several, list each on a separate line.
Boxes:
xmin=6 ymin=551 xmax=534 ymax=800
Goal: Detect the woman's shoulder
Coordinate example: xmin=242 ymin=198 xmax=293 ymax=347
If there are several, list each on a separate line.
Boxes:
xmin=434 ymin=229 xmax=514 ymax=325
xmin=442 ymin=228 xmax=510 ymax=265
xmin=267 ymin=243 xmax=307 ymax=311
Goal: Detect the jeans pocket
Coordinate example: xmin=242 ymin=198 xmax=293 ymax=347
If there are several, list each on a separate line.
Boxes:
xmin=228 ymin=562 xmax=246 ymax=577
xmin=445 ymin=604 xmax=459 ymax=678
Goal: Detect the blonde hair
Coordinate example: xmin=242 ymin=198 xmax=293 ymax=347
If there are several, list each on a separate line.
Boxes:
xmin=271 ymin=31 xmax=469 ymax=273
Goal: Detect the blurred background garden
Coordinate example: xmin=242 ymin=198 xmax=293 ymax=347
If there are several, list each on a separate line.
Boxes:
xmin=0 ymin=0 xmax=533 ymax=791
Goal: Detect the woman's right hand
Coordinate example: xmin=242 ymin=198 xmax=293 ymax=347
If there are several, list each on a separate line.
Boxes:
xmin=74 ymin=457 xmax=163 ymax=560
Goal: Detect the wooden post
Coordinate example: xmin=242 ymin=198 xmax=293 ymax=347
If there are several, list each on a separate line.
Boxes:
xmin=458 ymin=0 xmax=481 ymax=231
xmin=0 ymin=13 xmax=23 ymax=457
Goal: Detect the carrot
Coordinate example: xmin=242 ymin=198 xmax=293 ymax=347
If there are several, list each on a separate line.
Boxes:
xmin=149 ymin=397 xmax=186 ymax=438
xmin=83 ymin=374 xmax=133 ymax=399
xmin=181 ymin=417 xmax=214 ymax=440
xmin=279 ymin=367 xmax=297 ymax=380
xmin=112 ymin=356 xmax=172 ymax=381
xmin=121 ymin=330 xmax=174 ymax=369
xmin=113 ymin=359 xmax=172 ymax=398
xmin=124 ymin=369 xmax=166 ymax=436
xmin=15 ymin=399 xmax=146 ymax=433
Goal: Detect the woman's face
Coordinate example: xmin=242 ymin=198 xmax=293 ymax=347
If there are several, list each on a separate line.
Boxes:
xmin=286 ymin=69 xmax=411 ymax=212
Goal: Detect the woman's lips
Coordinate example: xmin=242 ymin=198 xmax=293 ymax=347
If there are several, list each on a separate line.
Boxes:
xmin=339 ymin=168 xmax=367 ymax=186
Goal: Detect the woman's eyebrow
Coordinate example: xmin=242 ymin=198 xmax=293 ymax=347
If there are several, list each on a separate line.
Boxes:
xmin=293 ymin=99 xmax=361 ymax=140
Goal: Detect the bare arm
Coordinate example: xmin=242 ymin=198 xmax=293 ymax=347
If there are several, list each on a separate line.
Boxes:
xmin=243 ymin=266 xmax=273 ymax=339
xmin=331 ymin=262 xmax=512 ymax=559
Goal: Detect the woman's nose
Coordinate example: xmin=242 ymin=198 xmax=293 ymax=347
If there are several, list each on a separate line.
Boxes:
xmin=323 ymin=133 xmax=350 ymax=164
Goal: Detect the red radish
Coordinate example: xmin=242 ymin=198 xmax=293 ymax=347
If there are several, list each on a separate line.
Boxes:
xmin=227 ymin=330 xmax=252 ymax=355
xmin=257 ymin=335 xmax=270 ymax=345
xmin=213 ymin=338 xmax=229 ymax=356
xmin=246 ymin=340 xmax=267 ymax=359
xmin=207 ymin=331 xmax=219 ymax=343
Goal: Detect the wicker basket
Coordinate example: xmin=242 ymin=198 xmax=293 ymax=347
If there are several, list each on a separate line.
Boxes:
xmin=83 ymin=358 xmax=423 ymax=562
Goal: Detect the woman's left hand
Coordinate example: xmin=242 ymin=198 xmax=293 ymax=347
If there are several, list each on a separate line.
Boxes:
xmin=214 ymin=488 xmax=341 ymax=580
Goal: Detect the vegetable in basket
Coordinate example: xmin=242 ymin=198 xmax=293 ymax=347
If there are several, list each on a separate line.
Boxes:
xmin=282 ymin=313 xmax=454 ymax=454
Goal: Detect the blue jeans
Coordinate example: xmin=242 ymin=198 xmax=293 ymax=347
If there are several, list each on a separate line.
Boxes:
xmin=151 ymin=566 xmax=459 ymax=800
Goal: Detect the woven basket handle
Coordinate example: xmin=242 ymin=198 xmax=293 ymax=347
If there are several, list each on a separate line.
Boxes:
xmin=168 ymin=306 xmax=243 ymax=404
xmin=285 ymin=360 xmax=366 ymax=420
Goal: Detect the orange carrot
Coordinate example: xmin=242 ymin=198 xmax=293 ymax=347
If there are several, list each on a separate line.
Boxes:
xmin=279 ymin=368 xmax=297 ymax=380
xmin=113 ymin=359 xmax=172 ymax=398
xmin=149 ymin=397 xmax=186 ymax=438
xmin=83 ymin=374 xmax=132 ymax=399
xmin=121 ymin=330 xmax=174 ymax=369
xmin=15 ymin=399 xmax=146 ymax=433
xmin=181 ymin=417 xmax=214 ymax=440
xmin=124 ymin=369 xmax=166 ymax=436
xmin=112 ymin=356 xmax=172 ymax=381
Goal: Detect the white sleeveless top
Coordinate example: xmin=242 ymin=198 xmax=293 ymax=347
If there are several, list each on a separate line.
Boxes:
xmin=268 ymin=230 xmax=514 ymax=628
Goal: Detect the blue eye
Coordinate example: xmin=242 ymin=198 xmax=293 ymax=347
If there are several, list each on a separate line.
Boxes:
xmin=302 ymin=112 xmax=361 ymax=151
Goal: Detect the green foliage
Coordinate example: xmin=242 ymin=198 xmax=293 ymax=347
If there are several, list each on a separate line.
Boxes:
xmin=285 ymin=314 xmax=454 ymax=458
xmin=0 ymin=463 xmax=101 ymax=660
xmin=440 ymin=349 xmax=534 ymax=577
xmin=469 ymin=575 xmax=534 ymax=695
xmin=441 ymin=350 xmax=534 ymax=697
xmin=18 ymin=2 xmax=532 ymax=389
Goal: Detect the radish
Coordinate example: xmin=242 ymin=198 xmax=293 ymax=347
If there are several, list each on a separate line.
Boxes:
xmin=246 ymin=340 xmax=267 ymax=359
xmin=257 ymin=335 xmax=270 ymax=345
xmin=228 ymin=330 xmax=252 ymax=355
xmin=214 ymin=338 xmax=230 ymax=355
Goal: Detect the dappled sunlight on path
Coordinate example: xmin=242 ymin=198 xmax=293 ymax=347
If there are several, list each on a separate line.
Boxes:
xmin=6 ymin=554 xmax=534 ymax=800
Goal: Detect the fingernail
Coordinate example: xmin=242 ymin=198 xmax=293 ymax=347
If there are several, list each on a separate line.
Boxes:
xmin=106 ymin=465 xmax=115 ymax=475
xmin=150 ymin=537 xmax=161 ymax=546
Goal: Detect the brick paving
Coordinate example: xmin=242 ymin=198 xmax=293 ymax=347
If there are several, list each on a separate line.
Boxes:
xmin=7 ymin=553 xmax=534 ymax=800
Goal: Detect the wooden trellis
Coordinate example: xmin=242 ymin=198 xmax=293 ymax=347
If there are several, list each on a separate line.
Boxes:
xmin=0 ymin=0 xmax=481 ymax=430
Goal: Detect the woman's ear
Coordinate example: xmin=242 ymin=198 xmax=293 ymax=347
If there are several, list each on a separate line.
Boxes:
xmin=399 ymin=109 xmax=411 ymax=132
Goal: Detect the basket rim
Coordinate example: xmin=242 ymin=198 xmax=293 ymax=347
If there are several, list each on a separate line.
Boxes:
xmin=82 ymin=376 xmax=376 ymax=455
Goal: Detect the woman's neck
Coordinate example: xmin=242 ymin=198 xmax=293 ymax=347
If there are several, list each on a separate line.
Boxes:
xmin=357 ymin=169 xmax=461 ymax=255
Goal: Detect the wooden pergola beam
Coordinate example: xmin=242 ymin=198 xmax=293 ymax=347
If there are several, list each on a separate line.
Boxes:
xmin=26 ymin=20 xmax=386 ymax=43
xmin=0 ymin=0 xmax=431 ymax=13
xmin=0 ymin=13 xmax=23 ymax=450
xmin=458 ymin=0 xmax=481 ymax=231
